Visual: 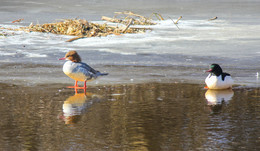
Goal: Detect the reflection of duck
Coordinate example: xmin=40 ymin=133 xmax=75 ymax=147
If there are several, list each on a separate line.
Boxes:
xmin=205 ymin=89 xmax=234 ymax=105
xmin=61 ymin=92 xmax=100 ymax=124
xmin=205 ymin=64 xmax=233 ymax=89
xmin=205 ymin=89 xmax=234 ymax=113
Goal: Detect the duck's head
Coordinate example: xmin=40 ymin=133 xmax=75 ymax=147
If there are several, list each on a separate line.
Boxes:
xmin=207 ymin=64 xmax=223 ymax=76
xmin=59 ymin=51 xmax=81 ymax=62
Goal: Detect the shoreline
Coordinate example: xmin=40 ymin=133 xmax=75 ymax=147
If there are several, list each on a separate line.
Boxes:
xmin=0 ymin=62 xmax=259 ymax=89
xmin=0 ymin=80 xmax=258 ymax=93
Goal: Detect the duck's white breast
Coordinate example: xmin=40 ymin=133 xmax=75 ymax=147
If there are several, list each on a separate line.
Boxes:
xmin=205 ymin=74 xmax=233 ymax=89
xmin=63 ymin=61 xmax=73 ymax=73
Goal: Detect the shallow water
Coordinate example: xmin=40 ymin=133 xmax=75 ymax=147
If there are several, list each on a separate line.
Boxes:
xmin=0 ymin=0 xmax=260 ymax=86
xmin=0 ymin=83 xmax=259 ymax=151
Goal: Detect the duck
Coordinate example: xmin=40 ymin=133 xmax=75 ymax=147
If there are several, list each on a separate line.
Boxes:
xmin=205 ymin=64 xmax=233 ymax=89
xmin=59 ymin=51 xmax=108 ymax=90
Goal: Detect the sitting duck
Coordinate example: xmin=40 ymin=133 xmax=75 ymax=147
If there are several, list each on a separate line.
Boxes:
xmin=205 ymin=64 xmax=233 ymax=89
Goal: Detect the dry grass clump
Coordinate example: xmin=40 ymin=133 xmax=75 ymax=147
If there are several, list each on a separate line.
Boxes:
xmin=3 ymin=11 xmax=165 ymax=42
xmin=102 ymin=11 xmax=163 ymax=25
xmin=3 ymin=18 xmax=150 ymax=42
xmin=22 ymin=19 xmax=115 ymax=37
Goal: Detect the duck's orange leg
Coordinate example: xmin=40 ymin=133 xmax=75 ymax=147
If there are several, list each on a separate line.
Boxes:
xmin=84 ymin=81 xmax=87 ymax=89
xmin=67 ymin=80 xmax=79 ymax=88
xmin=84 ymin=81 xmax=87 ymax=93
xmin=75 ymin=80 xmax=79 ymax=87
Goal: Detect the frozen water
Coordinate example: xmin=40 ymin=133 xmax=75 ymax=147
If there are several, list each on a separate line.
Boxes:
xmin=0 ymin=0 xmax=259 ymax=87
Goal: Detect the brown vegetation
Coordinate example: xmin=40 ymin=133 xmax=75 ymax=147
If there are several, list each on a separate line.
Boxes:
xmin=3 ymin=11 xmax=164 ymax=42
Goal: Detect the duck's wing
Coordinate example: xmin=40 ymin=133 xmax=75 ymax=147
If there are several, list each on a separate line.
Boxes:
xmin=79 ymin=62 xmax=108 ymax=75
xmin=70 ymin=62 xmax=97 ymax=80
xmin=74 ymin=62 xmax=108 ymax=78
xmin=78 ymin=62 xmax=99 ymax=74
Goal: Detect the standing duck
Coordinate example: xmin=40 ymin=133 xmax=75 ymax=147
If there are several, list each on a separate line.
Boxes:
xmin=205 ymin=64 xmax=233 ymax=89
xmin=59 ymin=51 xmax=108 ymax=90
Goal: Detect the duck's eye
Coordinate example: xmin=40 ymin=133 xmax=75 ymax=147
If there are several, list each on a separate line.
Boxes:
xmin=66 ymin=55 xmax=71 ymax=57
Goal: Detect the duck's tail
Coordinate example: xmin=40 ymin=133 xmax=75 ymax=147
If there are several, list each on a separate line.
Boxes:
xmin=97 ymin=72 xmax=109 ymax=76
xmin=100 ymin=73 xmax=109 ymax=76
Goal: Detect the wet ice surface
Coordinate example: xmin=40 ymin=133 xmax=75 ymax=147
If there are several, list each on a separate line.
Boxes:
xmin=1 ymin=19 xmax=259 ymax=87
